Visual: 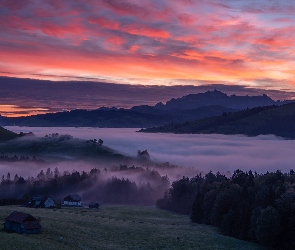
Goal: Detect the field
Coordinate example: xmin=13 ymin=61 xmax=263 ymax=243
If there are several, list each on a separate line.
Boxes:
xmin=0 ymin=205 xmax=266 ymax=250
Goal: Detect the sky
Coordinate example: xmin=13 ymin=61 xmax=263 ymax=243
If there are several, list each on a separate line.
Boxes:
xmin=0 ymin=0 xmax=295 ymax=116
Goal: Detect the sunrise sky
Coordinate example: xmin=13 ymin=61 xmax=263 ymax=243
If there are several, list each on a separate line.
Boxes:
xmin=0 ymin=0 xmax=295 ymax=116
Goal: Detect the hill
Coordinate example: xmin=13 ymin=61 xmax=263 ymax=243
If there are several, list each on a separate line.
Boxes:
xmin=141 ymin=103 xmax=295 ymax=139
xmin=1 ymin=90 xmax=290 ymax=128
xmin=0 ymin=105 xmax=238 ymax=128
xmin=154 ymin=89 xmax=285 ymax=110
xmin=0 ymin=126 xmax=18 ymax=142
xmin=0 ymin=205 xmax=265 ymax=250
xmin=0 ymin=133 xmax=133 ymax=162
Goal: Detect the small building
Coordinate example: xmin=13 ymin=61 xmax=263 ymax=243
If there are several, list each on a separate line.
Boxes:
xmin=28 ymin=196 xmax=55 ymax=208
xmin=42 ymin=197 xmax=55 ymax=208
xmin=4 ymin=211 xmax=41 ymax=234
xmin=63 ymin=194 xmax=82 ymax=206
xmin=89 ymin=202 xmax=100 ymax=209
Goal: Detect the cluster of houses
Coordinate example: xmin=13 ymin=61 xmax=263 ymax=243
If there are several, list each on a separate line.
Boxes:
xmin=3 ymin=194 xmax=100 ymax=234
xmin=24 ymin=194 xmax=85 ymax=208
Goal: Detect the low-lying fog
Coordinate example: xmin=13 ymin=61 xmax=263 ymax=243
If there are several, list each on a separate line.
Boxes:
xmin=5 ymin=126 xmax=295 ymax=174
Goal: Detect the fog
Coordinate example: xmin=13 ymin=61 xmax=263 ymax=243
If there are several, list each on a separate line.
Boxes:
xmin=5 ymin=127 xmax=295 ymax=174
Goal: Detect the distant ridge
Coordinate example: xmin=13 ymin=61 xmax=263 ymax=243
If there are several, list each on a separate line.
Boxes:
xmin=154 ymin=90 xmax=287 ymax=110
xmin=140 ymin=102 xmax=295 ymax=139
xmin=0 ymin=90 xmax=292 ymax=128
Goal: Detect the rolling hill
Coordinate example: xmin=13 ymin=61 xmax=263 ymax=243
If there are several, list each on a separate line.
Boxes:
xmin=141 ymin=102 xmax=295 ymax=139
xmin=0 ymin=127 xmax=136 ymax=163
xmin=0 ymin=134 xmax=134 ymax=162
xmin=0 ymin=126 xmax=18 ymax=142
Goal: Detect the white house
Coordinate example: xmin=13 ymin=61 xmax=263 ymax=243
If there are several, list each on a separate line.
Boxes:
xmin=63 ymin=194 xmax=82 ymax=206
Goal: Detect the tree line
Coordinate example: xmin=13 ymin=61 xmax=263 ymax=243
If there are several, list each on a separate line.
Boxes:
xmin=0 ymin=165 xmax=170 ymax=206
xmin=156 ymin=169 xmax=295 ymax=249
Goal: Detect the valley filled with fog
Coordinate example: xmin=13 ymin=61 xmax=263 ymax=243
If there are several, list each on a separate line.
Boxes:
xmin=5 ymin=126 xmax=295 ymax=174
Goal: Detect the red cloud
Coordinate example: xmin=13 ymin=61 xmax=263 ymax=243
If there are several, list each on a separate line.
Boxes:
xmin=0 ymin=0 xmax=294 ymax=93
xmin=88 ymin=16 xmax=120 ymax=30
xmin=122 ymin=25 xmax=170 ymax=39
xmin=177 ymin=13 xmax=196 ymax=24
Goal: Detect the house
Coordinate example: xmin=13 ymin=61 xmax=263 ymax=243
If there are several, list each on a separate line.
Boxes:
xmin=63 ymin=194 xmax=82 ymax=206
xmin=28 ymin=196 xmax=55 ymax=208
xmin=4 ymin=211 xmax=41 ymax=234
xmin=89 ymin=202 xmax=100 ymax=209
xmin=42 ymin=197 xmax=55 ymax=208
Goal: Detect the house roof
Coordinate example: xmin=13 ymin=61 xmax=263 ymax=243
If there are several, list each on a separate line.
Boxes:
xmin=64 ymin=194 xmax=81 ymax=202
xmin=6 ymin=211 xmax=36 ymax=223
xmin=31 ymin=196 xmax=55 ymax=203
xmin=43 ymin=197 xmax=54 ymax=203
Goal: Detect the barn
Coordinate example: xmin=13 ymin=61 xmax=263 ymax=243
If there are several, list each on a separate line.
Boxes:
xmin=28 ymin=196 xmax=55 ymax=208
xmin=63 ymin=194 xmax=82 ymax=206
xmin=4 ymin=211 xmax=41 ymax=234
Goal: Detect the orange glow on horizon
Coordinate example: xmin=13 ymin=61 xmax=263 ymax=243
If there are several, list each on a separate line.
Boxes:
xmin=0 ymin=105 xmax=49 ymax=118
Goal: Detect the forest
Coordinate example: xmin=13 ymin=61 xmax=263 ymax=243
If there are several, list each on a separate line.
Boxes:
xmin=156 ymin=169 xmax=295 ymax=249
xmin=0 ymin=164 xmax=170 ymax=206
xmin=1 ymin=154 xmax=295 ymax=249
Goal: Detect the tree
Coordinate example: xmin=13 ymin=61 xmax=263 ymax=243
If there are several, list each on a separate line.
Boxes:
xmin=14 ymin=174 xmax=19 ymax=182
xmin=54 ymin=167 xmax=60 ymax=179
xmin=37 ymin=170 xmax=45 ymax=181
xmin=46 ymin=168 xmax=53 ymax=180
xmin=255 ymin=206 xmax=281 ymax=247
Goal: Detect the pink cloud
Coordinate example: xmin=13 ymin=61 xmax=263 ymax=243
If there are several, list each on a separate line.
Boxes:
xmin=0 ymin=0 xmax=294 ymax=93
xmin=88 ymin=16 xmax=120 ymax=30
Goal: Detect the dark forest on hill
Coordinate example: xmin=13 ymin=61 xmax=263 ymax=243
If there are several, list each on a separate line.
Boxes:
xmin=156 ymin=170 xmax=295 ymax=249
xmin=142 ymin=102 xmax=295 ymax=139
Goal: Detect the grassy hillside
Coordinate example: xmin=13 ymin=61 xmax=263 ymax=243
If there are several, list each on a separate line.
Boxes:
xmin=0 ymin=136 xmax=131 ymax=162
xmin=0 ymin=205 xmax=266 ymax=250
xmin=0 ymin=126 xmax=18 ymax=142
xmin=142 ymin=103 xmax=295 ymax=138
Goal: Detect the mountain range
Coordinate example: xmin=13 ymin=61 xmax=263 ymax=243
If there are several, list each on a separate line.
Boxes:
xmin=0 ymin=90 xmax=291 ymax=128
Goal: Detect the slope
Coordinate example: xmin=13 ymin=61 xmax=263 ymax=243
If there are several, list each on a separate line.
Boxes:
xmin=0 ymin=126 xmax=18 ymax=142
xmin=141 ymin=103 xmax=295 ymax=139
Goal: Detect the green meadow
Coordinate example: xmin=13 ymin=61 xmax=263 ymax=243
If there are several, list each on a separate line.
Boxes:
xmin=0 ymin=205 xmax=266 ymax=250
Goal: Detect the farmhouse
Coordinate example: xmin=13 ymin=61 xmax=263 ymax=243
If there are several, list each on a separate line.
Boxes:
xmin=28 ymin=196 xmax=55 ymax=208
xmin=4 ymin=211 xmax=41 ymax=234
xmin=63 ymin=194 xmax=82 ymax=206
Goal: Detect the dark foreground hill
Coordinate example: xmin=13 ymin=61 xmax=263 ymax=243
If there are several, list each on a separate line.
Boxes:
xmin=141 ymin=102 xmax=295 ymax=139
xmin=1 ymin=90 xmax=289 ymax=128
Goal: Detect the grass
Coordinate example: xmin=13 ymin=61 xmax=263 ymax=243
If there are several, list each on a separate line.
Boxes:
xmin=0 ymin=205 xmax=267 ymax=250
